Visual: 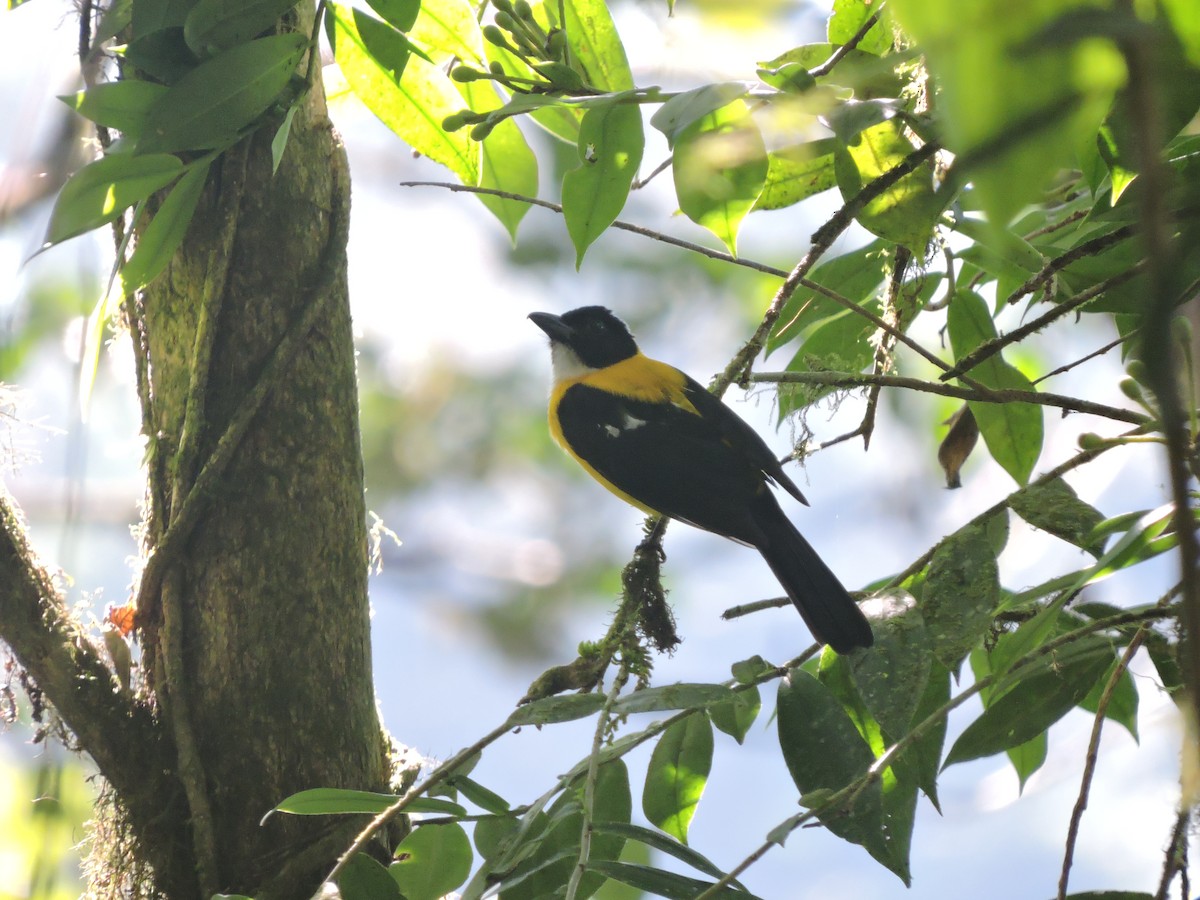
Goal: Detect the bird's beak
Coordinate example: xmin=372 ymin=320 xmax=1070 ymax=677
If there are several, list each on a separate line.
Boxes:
xmin=528 ymin=311 xmax=575 ymax=344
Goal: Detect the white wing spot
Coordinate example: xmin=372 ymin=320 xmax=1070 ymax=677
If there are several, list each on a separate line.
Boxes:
xmin=622 ymin=413 xmax=647 ymax=431
xmin=605 ymin=424 xmax=621 ymax=437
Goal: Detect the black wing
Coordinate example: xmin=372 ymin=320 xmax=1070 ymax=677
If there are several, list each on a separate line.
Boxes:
xmin=557 ymin=378 xmax=785 ymax=544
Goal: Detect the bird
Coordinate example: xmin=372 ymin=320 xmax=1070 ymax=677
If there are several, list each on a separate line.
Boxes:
xmin=529 ymin=305 xmax=874 ymax=653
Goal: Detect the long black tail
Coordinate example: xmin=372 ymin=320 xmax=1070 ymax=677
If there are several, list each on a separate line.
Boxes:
xmin=750 ymin=499 xmax=873 ymax=653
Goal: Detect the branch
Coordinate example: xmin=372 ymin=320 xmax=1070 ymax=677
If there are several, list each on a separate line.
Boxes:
xmin=1056 ymin=624 xmax=1149 ymax=900
xmin=750 ymin=370 xmax=1149 ymax=425
xmin=1118 ymin=0 xmax=1200 ymax=766
xmin=808 ymin=4 xmax=886 ymax=78
xmin=939 ymin=265 xmax=1143 ymax=381
xmin=1002 ymin=222 xmax=1138 ymax=307
xmin=0 ymin=489 xmax=169 ymax=831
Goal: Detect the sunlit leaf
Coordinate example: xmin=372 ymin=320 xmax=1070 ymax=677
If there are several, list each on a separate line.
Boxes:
xmin=562 ymin=101 xmax=644 ymax=267
xmin=643 ymin=716 xmax=713 ymax=844
xmin=505 ymin=693 xmax=605 ymax=726
xmin=650 ymin=82 xmax=750 ymax=148
xmin=833 ymin=117 xmax=944 ymax=250
xmin=753 ymin=140 xmax=837 ymax=211
xmin=610 ymin=683 xmax=735 ymax=716
xmin=45 ymin=153 xmax=184 ymax=246
xmin=330 ymin=3 xmax=476 ymax=183
xmin=460 ymin=80 xmax=538 ymax=241
xmin=673 ymin=99 xmax=767 ymax=255
xmin=947 ymin=289 xmax=1044 ymax=484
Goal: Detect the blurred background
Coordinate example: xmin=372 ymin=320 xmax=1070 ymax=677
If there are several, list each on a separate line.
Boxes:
xmin=0 ymin=1 xmax=1186 ymax=898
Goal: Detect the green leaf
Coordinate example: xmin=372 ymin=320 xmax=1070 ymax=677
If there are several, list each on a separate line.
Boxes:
xmin=946 ymin=289 xmax=1044 ymax=484
xmin=460 ymin=80 xmax=538 ymax=241
xmin=183 ymin=0 xmax=299 ymax=54
xmin=591 ymin=822 xmax=746 ymax=887
xmin=848 ymin=592 xmax=931 ymax=739
xmin=473 ymin=814 xmax=520 ymax=860
xmin=59 ymin=81 xmax=171 ymax=136
xmin=649 ymin=82 xmax=750 ymax=148
xmin=408 ymin=0 xmax=480 ymax=63
xmin=776 ymin=671 xmax=884 ymax=855
xmin=271 ymin=787 xmax=466 ymax=817
xmin=1010 ymin=476 xmax=1106 ymax=557
xmin=586 ymin=861 xmax=761 ymax=900
xmin=122 ymin=159 xmax=210 ymax=292
xmin=1163 ymin=0 xmax=1200 ymax=66
xmin=338 ymin=853 xmax=401 ymax=900
xmin=445 ymin=774 xmax=510 ymax=815
xmin=390 ymin=822 xmax=473 ymax=900
xmin=1079 ymin=658 xmax=1139 ymax=742
xmin=890 ymin=0 xmax=1124 ymax=225
xmin=1006 ymin=732 xmax=1048 ymax=792
xmin=132 ymin=0 xmax=195 ymax=38
xmin=828 ymin=0 xmax=892 ymax=56
xmin=834 ymin=117 xmax=944 ymax=250
xmin=561 ymin=101 xmax=645 ymax=267
xmin=44 ymin=153 xmax=184 ymax=246
xmin=708 ymin=685 xmax=760 ymax=744
xmin=643 ymin=716 xmax=713 ymax=844
xmin=124 ymin=28 xmax=201 ymax=83
xmin=498 ymin=760 xmax=630 ymax=900
xmin=369 ymin=0 xmax=422 ymax=33
xmin=766 ymin=238 xmax=889 ymax=348
xmin=545 ymin=0 xmax=634 ymax=92
xmin=902 ymin=658 xmax=950 ymax=810
xmin=753 ymin=140 xmax=837 ymax=211
xmin=332 ymin=3 xmax=477 ymax=184
xmin=271 ymin=104 xmax=297 ymax=173
xmin=138 ymin=32 xmax=307 ymax=153
xmin=505 ymin=692 xmax=606 ymax=726
xmin=94 ymin=0 xmax=134 ymax=44
xmin=672 ymin=99 xmax=767 ymax=255
xmin=944 ymin=637 xmax=1115 ymax=767
xmin=921 ymin=522 xmax=1000 ymax=669
xmin=610 ymin=683 xmax=735 ymax=716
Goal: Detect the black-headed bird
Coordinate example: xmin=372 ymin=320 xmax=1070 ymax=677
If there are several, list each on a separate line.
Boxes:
xmin=529 ymin=305 xmax=873 ymax=653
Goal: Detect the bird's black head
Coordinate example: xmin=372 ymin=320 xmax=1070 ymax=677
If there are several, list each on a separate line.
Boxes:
xmin=528 ymin=306 xmax=639 ymax=369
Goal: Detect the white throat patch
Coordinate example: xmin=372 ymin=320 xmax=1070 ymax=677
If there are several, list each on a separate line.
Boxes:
xmin=549 ymin=342 xmax=598 ymax=383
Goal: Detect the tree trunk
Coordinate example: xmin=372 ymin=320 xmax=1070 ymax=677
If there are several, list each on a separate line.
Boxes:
xmin=0 ymin=7 xmax=391 ymax=897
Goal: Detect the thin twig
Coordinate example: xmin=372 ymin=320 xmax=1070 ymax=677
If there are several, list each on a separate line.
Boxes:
xmin=1003 ymin=222 xmax=1138 ymax=307
xmin=1033 ymin=333 xmax=1130 ymax=385
xmin=1155 ymin=805 xmax=1191 ymax=900
xmin=1056 ymin=627 xmax=1148 ymax=900
xmin=566 ymin=662 xmax=632 ymax=900
xmin=809 ymin=5 xmax=886 ymax=78
xmin=750 ymin=370 xmax=1148 ymax=425
xmin=631 ymin=156 xmax=673 ymax=190
xmin=940 ymin=265 xmax=1143 ymax=382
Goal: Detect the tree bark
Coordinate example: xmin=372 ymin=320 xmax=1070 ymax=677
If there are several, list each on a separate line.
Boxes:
xmin=0 ymin=7 xmax=391 ymax=897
